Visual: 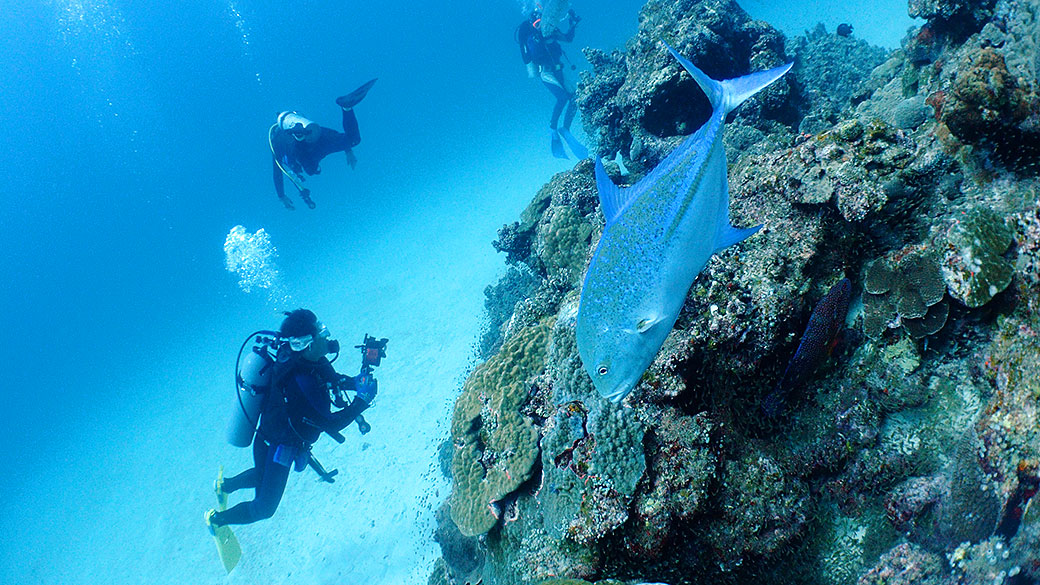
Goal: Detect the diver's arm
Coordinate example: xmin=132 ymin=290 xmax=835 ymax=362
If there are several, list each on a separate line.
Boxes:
xmin=558 ymin=22 xmax=576 ymax=42
xmin=558 ymin=11 xmax=578 ymax=42
xmin=324 ymin=397 xmax=371 ymax=433
xmin=293 ymin=368 xmax=368 ymax=434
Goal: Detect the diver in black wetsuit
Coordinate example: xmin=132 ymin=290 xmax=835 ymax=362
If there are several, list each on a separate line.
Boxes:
xmin=516 ymin=9 xmax=586 ymax=158
xmin=206 ymin=309 xmax=377 ymax=527
xmin=270 ymin=79 xmax=377 ymax=210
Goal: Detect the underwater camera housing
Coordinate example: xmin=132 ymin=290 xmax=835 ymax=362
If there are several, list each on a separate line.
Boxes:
xmin=357 ymin=334 xmax=389 ymax=370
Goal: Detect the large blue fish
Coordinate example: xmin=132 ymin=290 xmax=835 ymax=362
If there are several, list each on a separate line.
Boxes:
xmin=576 ymin=45 xmax=792 ymax=402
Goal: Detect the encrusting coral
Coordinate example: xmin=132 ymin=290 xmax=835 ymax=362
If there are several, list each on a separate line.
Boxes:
xmin=939 ymin=206 xmax=1015 ymax=308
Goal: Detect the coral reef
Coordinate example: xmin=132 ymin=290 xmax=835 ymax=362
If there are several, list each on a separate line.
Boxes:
xmin=434 ymin=502 xmax=485 ymax=585
xmin=858 ymin=542 xmax=950 ymax=585
xmin=450 ymin=319 xmax=554 ymax=537
xmin=941 ymin=48 xmax=1036 ymax=147
xmin=706 ymin=454 xmax=811 ymax=568
xmin=920 ymin=1 xmax=1040 ymax=165
xmin=626 ymin=409 xmax=716 ymax=558
xmin=480 ymin=265 xmax=540 ymax=359
xmin=536 ymin=397 xmax=646 ymax=546
xmin=434 ymin=0 xmax=1040 ymax=583
xmin=732 ymin=118 xmax=917 ymax=223
xmin=908 ymin=0 xmax=998 ymax=40
xmin=787 ymin=24 xmax=890 ymax=135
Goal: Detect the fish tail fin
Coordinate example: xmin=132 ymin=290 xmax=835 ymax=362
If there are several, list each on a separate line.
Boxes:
xmin=665 ymin=43 xmax=793 ymax=115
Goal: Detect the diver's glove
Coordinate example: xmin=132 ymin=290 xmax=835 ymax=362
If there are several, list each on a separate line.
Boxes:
xmin=354 ymin=373 xmax=378 ymax=403
xmin=568 ymin=9 xmax=581 ymax=25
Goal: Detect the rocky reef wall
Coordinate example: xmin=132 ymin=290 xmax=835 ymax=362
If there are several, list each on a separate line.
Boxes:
xmin=433 ymin=1 xmax=1040 ymax=584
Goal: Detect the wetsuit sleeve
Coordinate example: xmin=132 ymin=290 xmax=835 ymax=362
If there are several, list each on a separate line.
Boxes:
xmin=299 ymin=362 xmax=369 ymax=434
xmin=558 ymin=23 xmax=576 ymax=43
xmin=323 ymin=397 xmax=370 ymax=433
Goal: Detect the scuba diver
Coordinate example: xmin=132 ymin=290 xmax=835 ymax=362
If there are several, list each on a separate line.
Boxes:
xmin=269 ymin=78 xmax=378 ymax=210
xmin=206 ymin=309 xmax=383 ymax=533
xmin=515 ymin=8 xmax=588 ymax=159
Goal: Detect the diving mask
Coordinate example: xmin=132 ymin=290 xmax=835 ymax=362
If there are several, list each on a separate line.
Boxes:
xmin=287 ymin=324 xmax=330 ymax=352
xmin=290 ymin=122 xmax=319 ymax=143
xmin=288 ymin=334 xmax=314 ymax=352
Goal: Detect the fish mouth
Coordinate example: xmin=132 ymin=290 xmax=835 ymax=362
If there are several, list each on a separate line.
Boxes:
xmin=603 ymin=377 xmax=640 ymax=403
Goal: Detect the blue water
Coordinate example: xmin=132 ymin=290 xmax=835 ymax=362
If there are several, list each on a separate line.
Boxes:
xmin=0 ymin=1 xmax=913 ymax=583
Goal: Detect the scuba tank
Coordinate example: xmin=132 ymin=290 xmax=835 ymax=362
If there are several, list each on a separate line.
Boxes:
xmin=226 ymin=331 xmax=279 ymax=447
xmin=515 ymin=20 xmax=539 ymax=78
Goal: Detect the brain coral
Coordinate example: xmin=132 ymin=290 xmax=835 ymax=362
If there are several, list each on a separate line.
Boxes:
xmin=450 ymin=318 xmax=555 ymax=536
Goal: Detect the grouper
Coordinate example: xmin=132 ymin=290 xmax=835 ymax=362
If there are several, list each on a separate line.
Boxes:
xmin=576 ymin=45 xmax=792 ymax=402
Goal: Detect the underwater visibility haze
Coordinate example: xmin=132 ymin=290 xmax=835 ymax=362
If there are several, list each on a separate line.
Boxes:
xmin=22 ymin=1 xmax=1040 ymax=585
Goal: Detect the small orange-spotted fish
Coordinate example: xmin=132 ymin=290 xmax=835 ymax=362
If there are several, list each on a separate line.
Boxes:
xmin=762 ymin=278 xmax=852 ymax=416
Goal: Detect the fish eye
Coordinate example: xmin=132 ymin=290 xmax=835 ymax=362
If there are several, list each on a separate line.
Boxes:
xmin=597 ymin=365 xmax=609 ymax=376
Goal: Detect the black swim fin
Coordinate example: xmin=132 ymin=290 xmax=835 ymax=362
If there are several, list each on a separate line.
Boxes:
xmin=336 ymin=78 xmax=378 ymax=110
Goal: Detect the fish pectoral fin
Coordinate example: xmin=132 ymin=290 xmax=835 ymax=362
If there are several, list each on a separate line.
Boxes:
xmin=595 ymin=158 xmax=639 ymax=226
xmin=636 ymin=315 xmax=664 ymax=334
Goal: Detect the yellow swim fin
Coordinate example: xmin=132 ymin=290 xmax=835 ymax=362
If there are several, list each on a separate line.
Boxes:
xmin=215 ymin=466 xmax=228 ymax=511
xmin=205 ymin=509 xmax=242 ymax=573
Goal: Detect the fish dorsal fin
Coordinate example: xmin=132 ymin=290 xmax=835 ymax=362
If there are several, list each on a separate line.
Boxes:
xmin=595 ymin=157 xmax=638 ymax=226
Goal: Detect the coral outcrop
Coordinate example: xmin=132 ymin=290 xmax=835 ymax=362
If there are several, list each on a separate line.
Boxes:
xmin=577 ymin=0 xmax=795 ymax=174
xmin=450 ymin=319 xmax=554 ymax=537
xmin=434 ymin=0 xmax=1040 ymax=584
xmin=939 ymin=206 xmax=1015 ymax=308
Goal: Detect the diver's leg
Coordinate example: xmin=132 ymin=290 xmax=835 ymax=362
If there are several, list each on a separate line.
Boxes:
xmin=244 ymin=455 xmax=290 ymax=521
xmin=221 ymin=469 xmax=259 ymax=493
xmin=341 ymin=109 xmax=361 ymax=148
xmin=220 ymin=440 xmax=268 ymax=493
xmin=542 ymin=82 xmax=565 ymax=129
xmin=209 ymin=444 xmax=291 ymax=526
xmin=340 ymin=109 xmax=360 ymax=169
xmin=550 ymin=96 xmax=567 ymax=129
xmin=562 ymin=97 xmax=577 ymax=131
xmin=335 ymin=78 xmax=377 ymax=110
xmin=542 ymin=71 xmax=571 ymax=130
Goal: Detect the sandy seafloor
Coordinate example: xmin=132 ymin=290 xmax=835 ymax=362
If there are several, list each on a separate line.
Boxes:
xmin=0 ymin=1 xmax=913 ymax=584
